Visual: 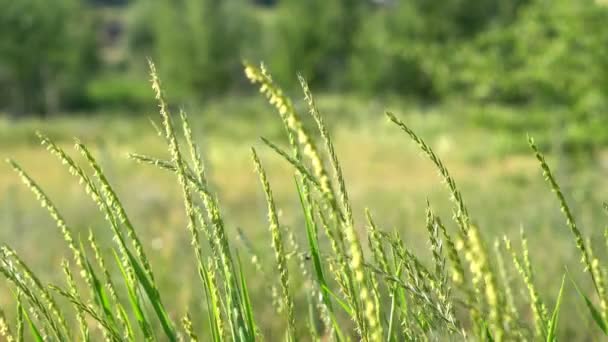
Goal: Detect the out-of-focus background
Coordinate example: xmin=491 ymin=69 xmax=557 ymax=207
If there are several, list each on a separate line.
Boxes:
xmin=1 ymin=0 xmax=608 ymax=339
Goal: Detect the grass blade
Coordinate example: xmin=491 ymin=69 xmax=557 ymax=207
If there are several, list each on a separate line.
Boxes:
xmin=236 ymin=254 xmax=257 ymax=340
xmin=570 ymin=274 xmax=607 ymax=335
xmin=295 ymin=178 xmax=344 ymax=341
xmin=21 ymin=307 xmax=43 ymax=342
xmin=546 ymin=275 xmax=566 ymax=342
xmin=112 ymin=250 xmax=153 ymax=340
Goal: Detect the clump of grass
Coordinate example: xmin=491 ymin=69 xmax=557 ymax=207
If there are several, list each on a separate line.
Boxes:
xmin=0 ymin=61 xmax=606 ymax=341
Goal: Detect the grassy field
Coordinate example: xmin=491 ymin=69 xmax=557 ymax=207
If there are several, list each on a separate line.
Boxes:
xmin=1 ymin=90 xmax=608 ymax=339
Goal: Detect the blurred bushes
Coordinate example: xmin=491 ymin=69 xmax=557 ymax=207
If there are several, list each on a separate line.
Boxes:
xmin=145 ymin=0 xmax=253 ymax=100
xmin=451 ymin=0 xmax=608 ymax=104
xmin=1 ymin=0 xmax=607 ymax=145
xmin=268 ymin=0 xmax=365 ymax=88
xmin=452 ymin=0 xmax=608 ymax=150
xmin=86 ymin=74 xmax=152 ymax=109
xmin=0 ymin=0 xmax=98 ymax=116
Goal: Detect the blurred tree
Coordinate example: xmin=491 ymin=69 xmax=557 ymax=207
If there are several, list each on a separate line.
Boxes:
xmin=2 ymin=0 xmax=606 ymax=128
xmin=452 ymin=0 xmax=608 ymax=104
xmin=448 ymin=0 xmax=608 ymax=149
xmin=0 ymin=0 xmax=98 ymax=116
xmin=409 ymin=0 xmax=526 ymax=41
xmin=89 ymin=0 xmax=130 ymax=6
xmin=350 ymin=0 xmax=529 ymax=98
xmin=269 ymin=0 xmax=367 ymax=89
xmin=349 ymin=2 xmax=438 ymax=98
xmin=511 ymin=0 xmax=608 ymax=149
xmin=252 ymin=0 xmax=276 ymax=6
xmin=145 ymin=0 xmax=252 ymax=100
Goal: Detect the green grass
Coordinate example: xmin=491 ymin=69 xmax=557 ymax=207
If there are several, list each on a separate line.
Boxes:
xmin=1 ymin=63 xmax=608 ymax=340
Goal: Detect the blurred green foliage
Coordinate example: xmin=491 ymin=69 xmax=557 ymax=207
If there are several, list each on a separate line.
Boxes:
xmin=146 ymin=0 xmax=252 ymax=99
xmin=1 ymin=0 xmax=607 ymax=150
xmin=268 ymin=0 xmax=365 ymax=88
xmin=0 ymin=0 xmax=98 ymax=115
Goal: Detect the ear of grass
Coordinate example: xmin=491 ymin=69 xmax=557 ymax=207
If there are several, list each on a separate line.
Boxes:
xmin=251 ymin=148 xmax=296 ymax=340
xmin=182 ymin=312 xmax=199 ymax=342
xmin=87 ymin=227 xmax=165 ymax=341
xmin=79 ymin=237 xmax=117 ymax=329
xmin=116 ymin=305 xmax=133 ymax=341
xmin=236 ymin=227 xmax=267 ymax=275
xmin=75 ymin=142 xmax=158 ymax=284
xmin=16 ymin=292 xmax=24 ymax=342
xmin=72 ymin=142 xmax=186 ymax=341
xmin=503 ymin=235 xmax=546 ymax=338
xmin=381 ymin=237 xmax=462 ymax=333
xmin=244 ymin=61 xmax=301 ymax=160
xmin=293 ymin=78 xmax=382 ymax=340
xmin=151 ymin=61 xmax=249 ymax=340
xmin=298 ymin=74 xmax=352 ymax=226
xmin=38 ymin=134 xmax=140 ymax=297
xmin=588 ymin=241 xmax=608 ymax=323
xmin=424 ymin=204 xmax=452 ymax=311
xmin=386 ymin=111 xmax=470 ymax=237
xmin=365 ymin=209 xmax=391 ymax=276
xmin=305 ymin=291 xmax=319 ymax=341
xmin=528 ymin=137 xmax=599 ymax=294
xmin=180 ymin=108 xmax=211 ymax=188
xmin=74 ymin=143 xmax=172 ymax=335
xmin=337 ymin=204 xmax=378 ymax=339
xmin=316 ymin=208 xmax=364 ymax=336
xmin=260 ymin=137 xmax=321 ymax=189
xmin=387 ymin=112 xmax=506 ymax=337
xmin=48 ymin=284 xmax=122 ymax=341
xmin=530 ymin=136 xmax=608 ymax=337
xmin=149 ymin=61 xmax=203 ymax=290
xmin=149 ymin=60 xmax=252 ymax=342
xmin=0 ymin=305 xmax=14 ymax=342
xmin=201 ymin=258 xmax=223 ymax=342
xmin=493 ymin=239 xmax=517 ymax=333
xmin=6 ymin=159 xmax=94 ymax=304
xmin=180 ymin=110 xmax=232 ymax=296
xmin=128 ymin=153 xmax=212 ymax=198
xmin=153 ymin=99 xmax=206 ymax=288
xmin=249 ymin=64 xmax=375 ymax=337
xmin=60 ymin=259 xmax=89 ymax=340
xmin=392 ymin=260 xmax=410 ymax=338
xmin=245 ymin=63 xmax=338 ymax=215
xmin=435 ymin=216 xmax=466 ymax=287
xmin=42 ymin=136 xmax=171 ymax=340
xmin=546 ymin=275 xmax=566 ymax=342
xmin=87 ymin=230 xmax=132 ymax=339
